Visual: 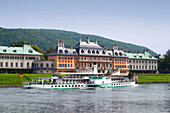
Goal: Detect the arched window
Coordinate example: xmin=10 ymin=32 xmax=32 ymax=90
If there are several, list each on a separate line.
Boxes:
xmin=115 ymin=52 xmax=118 ymax=56
xmin=92 ymin=50 xmax=95 ymax=54
xmin=59 ymin=49 xmax=63 ymax=53
xmin=88 ymin=50 xmax=91 ymax=53
xmin=65 ymin=50 xmax=68 ymax=53
xmin=81 ymin=49 xmax=84 ymax=53
xmin=27 ymin=62 xmax=30 ymax=68
xmin=119 ymin=52 xmax=122 ymax=56
xmin=102 ymin=51 xmax=105 ymax=54
xmin=96 ymin=50 xmax=99 ymax=54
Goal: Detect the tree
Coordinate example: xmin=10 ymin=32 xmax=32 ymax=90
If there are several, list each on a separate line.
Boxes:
xmin=159 ymin=49 xmax=170 ymax=73
xmin=11 ymin=40 xmax=25 ymax=47
xmin=44 ymin=47 xmax=55 ymax=60
xmin=31 ymin=45 xmax=45 ymax=60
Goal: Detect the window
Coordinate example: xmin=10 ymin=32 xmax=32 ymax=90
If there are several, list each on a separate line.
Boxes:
xmin=6 ymin=62 xmax=8 ymax=67
xmin=65 ymin=64 xmax=67 ymax=68
xmin=59 ymin=50 xmax=63 ymax=53
xmin=13 ymin=50 xmax=17 ymax=52
xmin=71 ymin=64 xmax=72 ymax=67
xmin=65 ymin=50 xmax=68 ymax=53
xmin=46 ymin=63 xmax=49 ymax=67
xmin=88 ymin=50 xmax=91 ymax=53
xmin=75 ymin=57 xmax=78 ymax=60
xmin=81 ymin=49 xmax=84 ymax=53
xmin=28 ymin=49 xmax=33 ymax=53
xmin=102 ymin=51 xmax=105 ymax=54
xmin=16 ymin=63 xmax=18 ymax=67
xmin=68 ymin=64 xmax=70 ymax=67
xmin=75 ymin=63 xmax=77 ymax=68
xmin=92 ymin=50 xmax=95 ymax=54
xmin=0 ymin=62 xmax=3 ymax=67
xmin=119 ymin=52 xmax=122 ymax=56
xmin=41 ymin=63 xmax=43 ymax=67
xmin=21 ymin=63 xmax=23 ymax=67
xmin=11 ymin=62 xmax=13 ymax=67
xmin=96 ymin=50 xmax=99 ymax=54
xmin=115 ymin=52 xmax=118 ymax=56
xmin=51 ymin=64 xmax=54 ymax=67
xmin=27 ymin=62 xmax=29 ymax=68
xmin=3 ymin=49 xmax=7 ymax=52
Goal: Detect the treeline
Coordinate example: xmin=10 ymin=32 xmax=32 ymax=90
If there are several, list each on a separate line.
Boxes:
xmin=0 ymin=27 xmax=157 ymax=56
xmin=159 ymin=49 xmax=170 ymax=73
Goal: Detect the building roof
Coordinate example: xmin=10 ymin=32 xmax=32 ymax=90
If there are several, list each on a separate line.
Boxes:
xmin=74 ymin=41 xmax=105 ymax=50
xmin=0 ymin=44 xmax=42 ymax=55
xmin=122 ymin=51 xmax=158 ymax=60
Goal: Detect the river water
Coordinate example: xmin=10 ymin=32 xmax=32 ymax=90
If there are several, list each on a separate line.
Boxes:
xmin=0 ymin=84 xmax=170 ymax=113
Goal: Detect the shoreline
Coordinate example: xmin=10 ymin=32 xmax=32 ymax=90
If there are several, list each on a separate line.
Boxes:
xmin=0 ymin=85 xmax=22 ymax=88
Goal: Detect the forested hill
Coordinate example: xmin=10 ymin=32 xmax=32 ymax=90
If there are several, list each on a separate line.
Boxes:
xmin=0 ymin=27 xmax=157 ymax=56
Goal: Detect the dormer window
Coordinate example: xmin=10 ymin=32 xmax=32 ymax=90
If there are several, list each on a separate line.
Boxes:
xmin=96 ymin=50 xmax=99 ymax=54
xmin=134 ymin=55 xmax=136 ymax=57
xmin=119 ymin=52 xmax=122 ymax=56
xmin=13 ymin=50 xmax=17 ymax=52
xmin=59 ymin=49 xmax=63 ymax=53
xmin=92 ymin=50 xmax=95 ymax=54
xmin=139 ymin=56 xmax=142 ymax=58
xmin=102 ymin=51 xmax=105 ymax=54
xmin=88 ymin=50 xmax=91 ymax=54
xmin=81 ymin=49 xmax=84 ymax=53
xmin=65 ymin=50 xmax=68 ymax=53
xmin=28 ymin=49 xmax=33 ymax=53
xmin=73 ymin=51 xmax=76 ymax=54
xmin=115 ymin=52 xmax=118 ymax=56
xmin=3 ymin=49 xmax=6 ymax=52
xmin=149 ymin=56 xmax=152 ymax=58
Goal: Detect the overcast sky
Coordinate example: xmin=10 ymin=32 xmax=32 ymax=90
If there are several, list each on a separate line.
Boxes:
xmin=0 ymin=0 xmax=170 ymax=55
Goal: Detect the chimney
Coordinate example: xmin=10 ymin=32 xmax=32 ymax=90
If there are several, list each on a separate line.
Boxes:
xmin=87 ymin=37 xmax=90 ymax=43
xmin=146 ymin=49 xmax=149 ymax=52
xmin=12 ymin=43 xmax=15 ymax=47
xmin=59 ymin=40 xmax=62 ymax=46
xmin=57 ymin=40 xmax=60 ymax=47
xmin=112 ymin=44 xmax=118 ymax=50
xmin=62 ymin=41 xmax=64 ymax=47
xmin=28 ymin=42 xmax=30 ymax=45
xmin=95 ymin=39 xmax=97 ymax=44
xmin=79 ymin=38 xmax=81 ymax=43
xmin=71 ymin=46 xmax=73 ymax=49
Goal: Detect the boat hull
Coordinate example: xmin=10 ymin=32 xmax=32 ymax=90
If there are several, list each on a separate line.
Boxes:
xmin=23 ymin=83 xmax=91 ymax=89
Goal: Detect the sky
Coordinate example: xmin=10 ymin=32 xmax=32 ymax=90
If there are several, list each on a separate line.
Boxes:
xmin=0 ymin=0 xmax=170 ymax=55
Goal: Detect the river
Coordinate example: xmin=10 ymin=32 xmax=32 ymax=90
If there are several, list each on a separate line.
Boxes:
xmin=0 ymin=84 xmax=170 ymax=113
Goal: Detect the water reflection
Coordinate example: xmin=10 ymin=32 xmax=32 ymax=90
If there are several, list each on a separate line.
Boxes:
xmin=0 ymin=84 xmax=170 ymax=113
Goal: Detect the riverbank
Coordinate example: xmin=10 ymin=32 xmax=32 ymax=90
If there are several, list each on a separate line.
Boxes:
xmin=137 ymin=74 xmax=170 ymax=84
xmin=0 ymin=74 xmax=170 ymax=87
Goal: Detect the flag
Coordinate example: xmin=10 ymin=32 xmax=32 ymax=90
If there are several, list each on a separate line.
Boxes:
xmin=18 ymin=74 xmax=23 ymax=77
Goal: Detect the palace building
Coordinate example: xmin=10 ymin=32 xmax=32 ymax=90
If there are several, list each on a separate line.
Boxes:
xmin=0 ymin=37 xmax=158 ymax=75
xmin=45 ymin=37 xmax=130 ymax=75
xmin=0 ymin=43 xmax=42 ymax=73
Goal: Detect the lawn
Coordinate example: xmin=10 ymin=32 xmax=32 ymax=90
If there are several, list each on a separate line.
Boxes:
xmin=0 ymin=74 xmax=52 ymax=85
xmin=137 ymin=75 xmax=170 ymax=84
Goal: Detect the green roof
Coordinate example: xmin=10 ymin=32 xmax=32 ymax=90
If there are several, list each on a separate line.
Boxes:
xmin=121 ymin=50 xmax=157 ymax=60
xmin=0 ymin=44 xmax=42 ymax=55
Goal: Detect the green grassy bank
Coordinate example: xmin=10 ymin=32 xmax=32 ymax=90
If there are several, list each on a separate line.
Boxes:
xmin=137 ymin=74 xmax=170 ymax=84
xmin=0 ymin=74 xmax=170 ymax=86
xmin=0 ymin=74 xmax=52 ymax=85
